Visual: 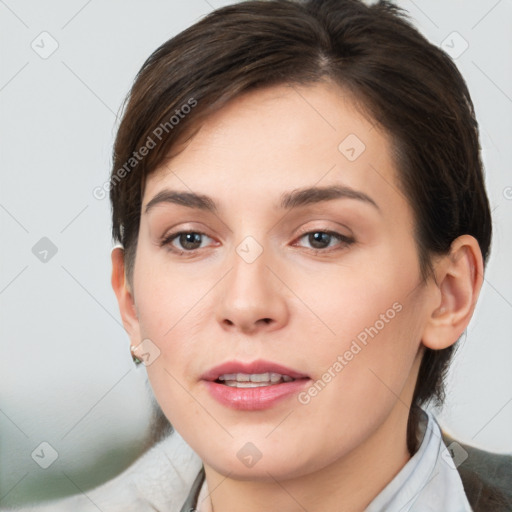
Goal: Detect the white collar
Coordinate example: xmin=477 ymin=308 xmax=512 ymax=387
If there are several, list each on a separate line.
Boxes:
xmin=365 ymin=408 xmax=472 ymax=511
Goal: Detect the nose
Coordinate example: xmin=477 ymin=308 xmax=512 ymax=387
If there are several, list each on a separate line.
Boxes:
xmin=216 ymin=246 xmax=289 ymax=335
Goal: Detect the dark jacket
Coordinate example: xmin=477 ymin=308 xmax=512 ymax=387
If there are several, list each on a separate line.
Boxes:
xmin=441 ymin=432 xmax=512 ymax=511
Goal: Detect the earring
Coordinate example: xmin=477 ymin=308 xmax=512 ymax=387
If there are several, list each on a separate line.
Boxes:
xmin=130 ymin=345 xmax=142 ymax=365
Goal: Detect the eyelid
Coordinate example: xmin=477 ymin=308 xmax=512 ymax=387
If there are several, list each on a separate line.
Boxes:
xmin=159 ymin=221 xmax=216 ymax=242
xmin=293 ymin=222 xmax=354 ymax=240
xmin=291 ymin=224 xmax=355 ymax=252
xmin=294 ymin=231 xmax=353 ymax=245
xmin=160 ymin=229 xmax=217 ymax=249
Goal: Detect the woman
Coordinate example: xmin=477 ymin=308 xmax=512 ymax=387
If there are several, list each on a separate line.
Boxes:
xmin=8 ymin=0 xmax=510 ymax=510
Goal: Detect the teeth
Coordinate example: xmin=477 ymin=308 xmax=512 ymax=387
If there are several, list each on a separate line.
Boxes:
xmin=219 ymin=373 xmax=237 ymax=381
xmin=250 ymin=372 xmax=269 ymax=383
xmin=270 ymin=372 xmax=281 ymax=383
xmin=217 ymin=372 xmax=295 ymax=387
xmin=225 ymin=381 xmax=270 ymax=388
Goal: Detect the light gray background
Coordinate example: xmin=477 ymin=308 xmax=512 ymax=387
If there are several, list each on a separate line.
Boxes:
xmin=1 ymin=0 xmax=511 ymax=507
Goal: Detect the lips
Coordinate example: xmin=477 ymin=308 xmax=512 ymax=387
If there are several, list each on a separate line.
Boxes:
xmin=201 ymin=360 xmax=310 ymax=410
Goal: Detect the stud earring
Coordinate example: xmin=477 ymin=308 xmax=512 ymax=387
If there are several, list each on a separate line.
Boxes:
xmin=130 ymin=345 xmax=142 ymax=365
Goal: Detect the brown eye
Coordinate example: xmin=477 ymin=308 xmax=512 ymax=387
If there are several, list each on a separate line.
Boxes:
xmin=178 ymin=232 xmax=203 ymax=250
xmin=161 ymin=231 xmax=214 ymax=252
xmin=308 ymin=232 xmax=332 ymax=249
xmin=295 ymin=230 xmax=354 ymax=252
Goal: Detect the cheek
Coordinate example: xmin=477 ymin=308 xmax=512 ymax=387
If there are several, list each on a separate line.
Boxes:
xmin=297 ymin=247 xmax=419 ymax=349
xmin=294 ymin=246 xmax=424 ymax=402
xmin=133 ymin=250 xmax=214 ymax=340
xmin=289 ymin=288 xmax=424 ymax=472
xmin=133 ymin=258 xmax=222 ymax=415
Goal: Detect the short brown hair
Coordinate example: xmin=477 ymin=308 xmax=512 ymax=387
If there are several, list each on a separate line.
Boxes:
xmin=110 ymin=0 xmax=492 ymax=453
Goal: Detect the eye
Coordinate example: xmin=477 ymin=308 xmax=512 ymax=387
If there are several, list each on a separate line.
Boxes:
xmin=295 ymin=230 xmax=354 ymax=251
xmin=161 ymin=231 xmax=215 ymax=252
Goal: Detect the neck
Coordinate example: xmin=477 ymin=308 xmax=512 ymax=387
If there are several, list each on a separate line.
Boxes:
xmin=202 ymin=403 xmax=412 ymax=512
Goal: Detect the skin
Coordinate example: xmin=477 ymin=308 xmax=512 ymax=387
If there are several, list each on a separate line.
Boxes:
xmin=112 ymin=81 xmax=483 ymax=512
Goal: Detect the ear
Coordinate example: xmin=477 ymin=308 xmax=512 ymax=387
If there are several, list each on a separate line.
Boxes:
xmin=111 ymin=246 xmax=141 ymax=342
xmin=422 ymin=235 xmax=484 ymax=350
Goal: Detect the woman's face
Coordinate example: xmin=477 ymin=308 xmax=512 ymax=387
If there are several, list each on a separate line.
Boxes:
xmin=129 ymin=82 xmax=434 ymax=480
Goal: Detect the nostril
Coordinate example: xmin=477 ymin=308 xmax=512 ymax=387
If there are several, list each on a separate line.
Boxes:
xmin=221 ymin=317 xmax=273 ymax=330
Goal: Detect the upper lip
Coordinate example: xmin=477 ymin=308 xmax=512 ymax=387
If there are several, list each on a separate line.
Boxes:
xmin=201 ymin=359 xmax=309 ymax=382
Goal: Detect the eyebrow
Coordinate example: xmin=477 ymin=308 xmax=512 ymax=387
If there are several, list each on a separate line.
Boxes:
xmin=144 ymin=185 xmax=379 ymax=214
xmin=279 ymin=185 xmax=379 ymax=211
xmin=145 ymin=190 xmax=217 ymax=214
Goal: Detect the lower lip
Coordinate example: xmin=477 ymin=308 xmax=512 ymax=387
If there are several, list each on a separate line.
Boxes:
xmin=203 ymin=379 xmax=310 ymax=410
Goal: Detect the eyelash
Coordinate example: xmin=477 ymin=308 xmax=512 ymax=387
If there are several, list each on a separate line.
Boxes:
xmin=293 ymin=229 xmax=354 ymax=253
xmin=159 ymin=229 xmax=354 ymax=256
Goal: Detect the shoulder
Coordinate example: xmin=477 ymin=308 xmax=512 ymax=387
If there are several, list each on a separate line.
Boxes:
xmin=441 ymin=431 xmax=512 ymax=512
xmin=0 ymin=432 xmax=201 ymax=512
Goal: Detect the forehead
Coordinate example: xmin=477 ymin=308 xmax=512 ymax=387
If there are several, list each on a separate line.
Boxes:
xmin=142 ymin=82 xmax=409 ymax=222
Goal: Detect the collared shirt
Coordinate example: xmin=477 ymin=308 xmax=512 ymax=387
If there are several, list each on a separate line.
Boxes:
xmin=182 ymin=409 xmax=472 ymax=511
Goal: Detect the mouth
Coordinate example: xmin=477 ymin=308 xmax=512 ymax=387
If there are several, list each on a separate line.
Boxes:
xmin=201 ymin=360 xmax=310 ymax=410
xmin=216 ymin=372 xmax=295 ymax=388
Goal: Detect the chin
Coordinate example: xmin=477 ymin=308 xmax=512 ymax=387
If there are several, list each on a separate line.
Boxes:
xmin=197 ymin=437 xmax=326 ymax=482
